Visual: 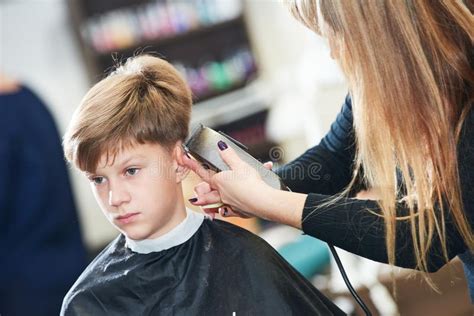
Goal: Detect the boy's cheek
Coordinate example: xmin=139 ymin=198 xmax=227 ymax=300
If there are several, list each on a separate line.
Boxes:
xmin=89 ymin=183 xmax=99 ymax=195
xmin=90 ymin=186 xmax=107 ymax=203
xmin=90 ymin=189 xmax=111 ymax=215
xmin=101 ymin=209 xmax=113 ymax=222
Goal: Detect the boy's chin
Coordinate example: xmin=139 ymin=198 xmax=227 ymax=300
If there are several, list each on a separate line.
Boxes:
xmin=120 ymin=228 xmax=150 ymax=241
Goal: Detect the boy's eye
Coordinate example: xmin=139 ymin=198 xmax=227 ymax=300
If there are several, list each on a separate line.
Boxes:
xmin=125 ymin=168 xmax=140 ymax=176
xmin=91 ymin=177 xmax=105 ymax=185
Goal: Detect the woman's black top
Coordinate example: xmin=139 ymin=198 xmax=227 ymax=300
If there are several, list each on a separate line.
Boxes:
xmin=277 ymin=95 xmax=473 ymax=272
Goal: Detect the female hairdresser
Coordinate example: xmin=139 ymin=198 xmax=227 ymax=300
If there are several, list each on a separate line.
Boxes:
xmin=183 ymin=0 xmax=474 ymax=299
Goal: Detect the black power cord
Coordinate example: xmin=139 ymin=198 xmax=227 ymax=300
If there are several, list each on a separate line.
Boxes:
xmin=284 ymin=188 xmax=372 ymax=315
xmin=284 ymin=187 xmax=372 ymax=315
xmin=328 ymin=244 xmax=372 ymax=316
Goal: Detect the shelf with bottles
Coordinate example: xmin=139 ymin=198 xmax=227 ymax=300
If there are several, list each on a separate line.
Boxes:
xmin=70 ymin=0 xmax=257 ymax=102
xmin=95 ymin=44 xmax=257 ymax=103
xmin=80 ymin=0 xmax=243 ymax=55
xmin=175 ymin=47 xmax=257 ymax=102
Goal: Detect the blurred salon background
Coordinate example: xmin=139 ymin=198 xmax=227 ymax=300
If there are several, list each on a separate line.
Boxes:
xmin=0 ymin=0 xmax=471 ymax=315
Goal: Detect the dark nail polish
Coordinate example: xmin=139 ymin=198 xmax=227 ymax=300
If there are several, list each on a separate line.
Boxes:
xmin=188 ymin=198 xmax=198 ymax=203
xmin=218 ymin=141 xmax=228 ymax=151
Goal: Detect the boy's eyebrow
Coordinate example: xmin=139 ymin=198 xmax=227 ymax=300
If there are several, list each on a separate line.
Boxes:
xmin=91 ymin=154 xmax=147 ymax=174
xmin=116 ymin=154 xmax=146 ymax=168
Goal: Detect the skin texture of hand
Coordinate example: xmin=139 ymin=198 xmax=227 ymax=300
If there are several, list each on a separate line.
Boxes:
xmin=182 ymin=142 xmax=306 ymax=229
xmin=183 ymin=146 xmax=270 ymax=218
xmin=183 ymin=150 xmax=272 ymax=218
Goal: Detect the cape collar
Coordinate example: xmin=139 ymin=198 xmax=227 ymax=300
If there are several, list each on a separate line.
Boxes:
xmin=125 ymin=208 xmax=205 ymax=254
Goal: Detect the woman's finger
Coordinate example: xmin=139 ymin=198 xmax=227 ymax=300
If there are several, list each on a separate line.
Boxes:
xmin=216 ymin=142 xmax=246 ymax=170
xmin=194 ymin=183 xmax=224 ymax=209
xmin=202 ymin=207 xmax=219 ymax=220
xmin=219 ymin=206 xmax=236 ymax=217
xmin=194 ymin=182 xmax=211 ymax=195
xmin=182 ymin=153 xmax=214 ymax=183
xmin=188 ymin=190 xmax=222 ymax=207
xmin=219 ymin=205 xmax=244 ymax=218
xmin=219 ymin=205 xmax=252 ymax=219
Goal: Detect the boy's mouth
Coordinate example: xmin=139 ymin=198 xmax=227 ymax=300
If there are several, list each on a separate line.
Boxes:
xmin=115 ymin=212 xmax=141 ymax=224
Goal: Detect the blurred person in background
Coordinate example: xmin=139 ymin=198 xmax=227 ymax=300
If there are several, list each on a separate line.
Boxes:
xmin=184 ymin=0 xmax=474 ymax=302
xmin=0 ymin=73 xmax=87 ymax=315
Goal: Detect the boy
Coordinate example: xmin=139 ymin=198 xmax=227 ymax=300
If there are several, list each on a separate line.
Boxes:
xmin=61 ymin=55 xmax=343 ymax=315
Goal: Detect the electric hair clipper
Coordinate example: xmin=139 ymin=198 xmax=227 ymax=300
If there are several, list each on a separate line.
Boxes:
xmin=183 ymin=124 xmax=288 ymax=191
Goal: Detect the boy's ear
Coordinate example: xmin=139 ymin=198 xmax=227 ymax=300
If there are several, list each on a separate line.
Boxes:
xmin=173 ymin=141 xmax=190 ymax=182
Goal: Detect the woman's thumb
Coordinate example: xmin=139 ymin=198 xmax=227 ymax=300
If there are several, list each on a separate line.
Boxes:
xmin=217 ymin=141 xmax=245 ymax=170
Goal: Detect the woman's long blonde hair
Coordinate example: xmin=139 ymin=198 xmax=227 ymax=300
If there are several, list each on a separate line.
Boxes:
xmin=288 ymin=0 xmax=474 ymax=277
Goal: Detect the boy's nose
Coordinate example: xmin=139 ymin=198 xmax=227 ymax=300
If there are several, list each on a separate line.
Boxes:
xmin=108 ymin=185 xmax=131 ymax=207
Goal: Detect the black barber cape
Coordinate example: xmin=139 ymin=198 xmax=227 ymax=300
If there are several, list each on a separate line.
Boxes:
xmin=61 ymin=218 xmax=344 ymax=315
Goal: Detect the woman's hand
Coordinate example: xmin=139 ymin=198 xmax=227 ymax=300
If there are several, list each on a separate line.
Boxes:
xmin=183 ymin=142 xmax=274 ymax=219
xmin=190 ymin=181 xmax=254 ymax=219
xmin=188 ymin=163 xmax=273 ymax=219
xmin=183 ymin=141 xmax=307 ymax=229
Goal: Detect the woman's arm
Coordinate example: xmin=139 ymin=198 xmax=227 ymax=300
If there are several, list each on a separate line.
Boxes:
xmin=273 ymin=97 xmax=473 ymax=272
xmin=185 ymin=134 xmax=471 ymax=272
xmin=301 ymin=193 xmax=468 ymax=272
xmin=231 ymin=175 xmax=468 ymax=272
xmin=184 ymin=97 xmax=473 ymax=272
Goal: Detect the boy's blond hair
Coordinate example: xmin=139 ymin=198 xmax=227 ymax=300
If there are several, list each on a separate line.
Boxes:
xmin=63 ymin=55 xmax=192 ymax=172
